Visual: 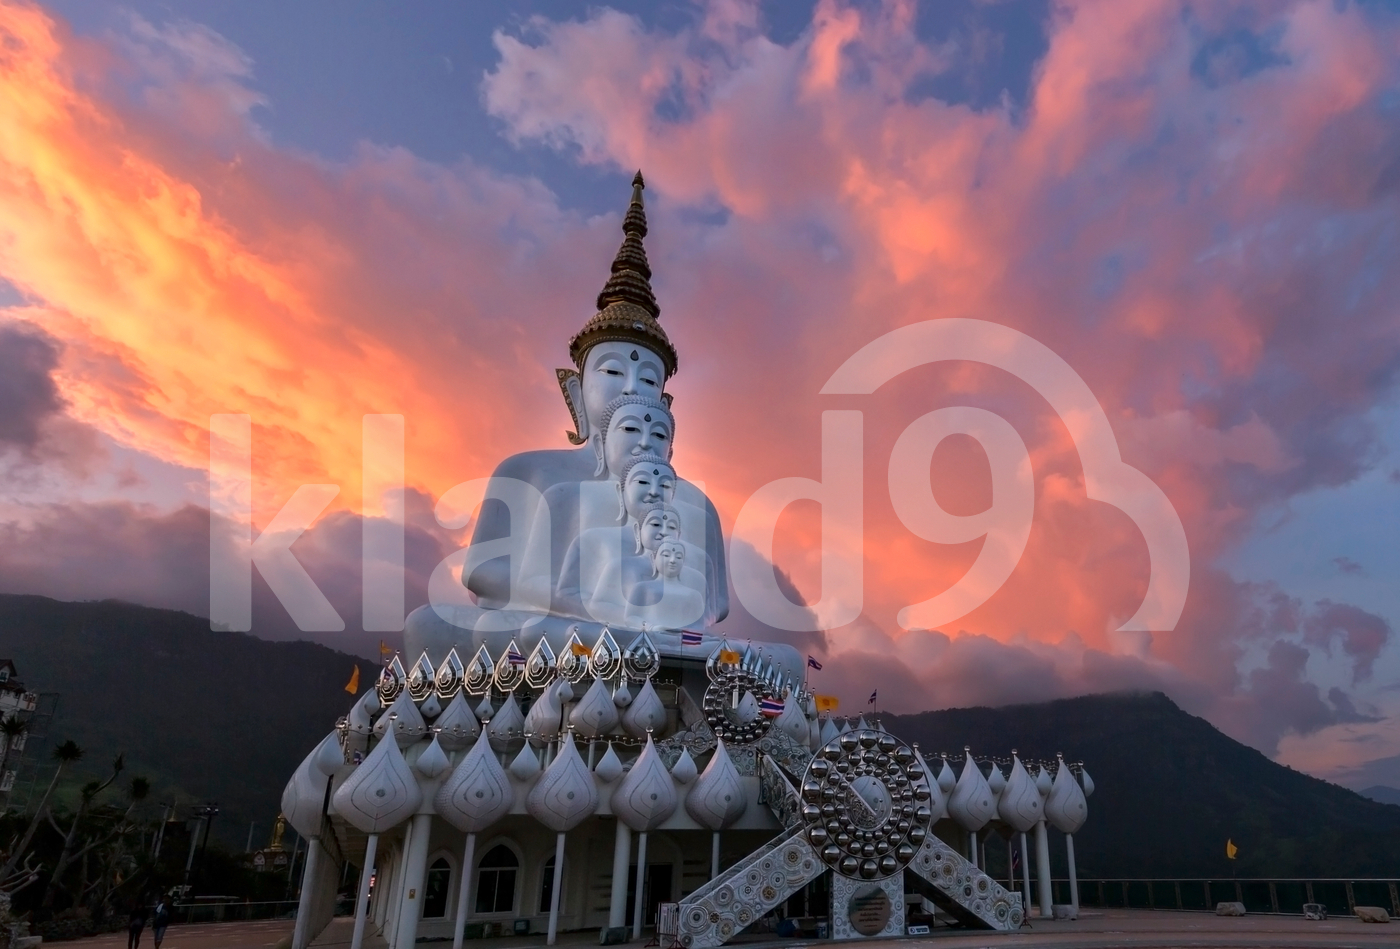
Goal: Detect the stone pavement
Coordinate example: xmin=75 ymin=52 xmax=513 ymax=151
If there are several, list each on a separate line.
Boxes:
xmin=49 ymin=909 xmax=1395 ymax=949
xmin=46 ymin=919 xmax=293 ymax=949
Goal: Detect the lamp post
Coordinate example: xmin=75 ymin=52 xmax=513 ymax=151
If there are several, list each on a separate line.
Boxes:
xmin=190 ymin=802 xmax=220 ymax=890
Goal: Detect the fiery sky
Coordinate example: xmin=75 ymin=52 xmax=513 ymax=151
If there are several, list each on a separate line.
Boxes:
xmin=2 ymin=0 xmax=1399 ymax=789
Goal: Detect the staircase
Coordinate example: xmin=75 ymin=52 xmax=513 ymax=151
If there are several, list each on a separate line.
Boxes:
xmin=904 ymin=836 xmax=1024 ymax=930
xmin=676 ymin=754 xmax=1022 ymax=947
xmin=674 ymin=826 xmax=824 ymax=948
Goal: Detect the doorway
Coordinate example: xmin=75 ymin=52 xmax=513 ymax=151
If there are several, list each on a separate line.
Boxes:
xmin=625 ymin=863 xmax=673 ymax=928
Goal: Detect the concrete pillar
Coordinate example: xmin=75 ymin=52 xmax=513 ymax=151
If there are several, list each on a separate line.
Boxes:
xmin=632 ymin=832 xmax=649 ymax=939
xmin=350 ymin=834 xmax=379 ymax=949
xmin=1065 ymin=834 xmax=1079 ymax=914
xmin=1034 ymin=819 xmax=1052 ymax=919
xmin=546 ymin=833 xmax=567 ymax=945
xmin=711 ymin=832 xmax=720 ymax=879
xmin=451 ymin=833 xmax=476 ymax=949
xmin=291 ymin=837 xmax=321 ymax=949
xmin=1019 ymin=832 xmax=1032 ymax=914
xmin=608 ymin=821 xmax=632 ymax=932
xmin=968 ymin=830 xmax=978 ymax=869
xmin=395 ymin=814 xmax=434 ymax=949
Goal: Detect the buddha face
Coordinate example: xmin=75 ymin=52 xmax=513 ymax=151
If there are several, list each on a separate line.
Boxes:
xmin=637 ymin=507 xmax=682 ymax=553
xmin=582 ymin=342 xmax=665 ymax=435
xmin=604 ymin=402 xmax=673 ymax=477
xmin=653 ymin=540 xmax=685 ymax=580
xmin=621 ymin=462 xmax=677 ymax=523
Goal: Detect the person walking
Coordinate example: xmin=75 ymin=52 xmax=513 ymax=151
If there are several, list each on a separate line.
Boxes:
xmin=151 ymin=893 xmax=171 ymax=949
xmin=126 ymin=898 xmax=149 ymax=949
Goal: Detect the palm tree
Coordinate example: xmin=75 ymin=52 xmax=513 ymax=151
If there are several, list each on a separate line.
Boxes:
xmin=0 ymin=739 xmax=83 ymax=883
xmin=42 ymin=754 xmax=125 ymax=909
xmin=0 ymin=714 xmax=28 ymax=801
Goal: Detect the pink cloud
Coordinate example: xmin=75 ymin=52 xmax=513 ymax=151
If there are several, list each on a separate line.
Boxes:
xmin=0 ymin=0 xmax=1397 ymax=770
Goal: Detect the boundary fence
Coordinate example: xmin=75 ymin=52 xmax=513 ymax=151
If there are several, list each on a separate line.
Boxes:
xmin=1060 ymin=878 xmax=1400 ymax=917
xmin=170 ymin=900 xmax=300 ymax=925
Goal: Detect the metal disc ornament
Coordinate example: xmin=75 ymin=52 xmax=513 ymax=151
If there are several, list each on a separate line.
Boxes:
xmin=802 ymin=728 xmax=931 ymax=881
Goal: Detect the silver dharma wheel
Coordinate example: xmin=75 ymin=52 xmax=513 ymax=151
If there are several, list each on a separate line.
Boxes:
xmin=701 ymin=671 xmax=778 ymax=745
xmin=800 ymin=728 xmax=932 ymax=881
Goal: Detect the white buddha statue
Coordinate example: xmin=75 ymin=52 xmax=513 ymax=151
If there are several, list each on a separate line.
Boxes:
xmin=403 ymin=173 xmax=728 ymax=662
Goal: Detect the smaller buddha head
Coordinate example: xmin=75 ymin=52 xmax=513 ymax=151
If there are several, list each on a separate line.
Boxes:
xmin=651 ymin=539 xmax=686 ymax=580
xmin=633 ymin=505 xmax=683 ymax=554
xmin=594 ymin=394 xmax=674 ymax=477
xmin=617 ymin=455 xmax=677 ymax=523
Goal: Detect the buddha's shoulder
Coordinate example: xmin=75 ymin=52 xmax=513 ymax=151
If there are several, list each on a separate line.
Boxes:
xmin=487 ymin=448 xmax=593 ymax=486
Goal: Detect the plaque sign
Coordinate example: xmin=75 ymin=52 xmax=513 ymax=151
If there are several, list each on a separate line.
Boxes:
xmin=847 ymin=884 xmax=892 ymax=937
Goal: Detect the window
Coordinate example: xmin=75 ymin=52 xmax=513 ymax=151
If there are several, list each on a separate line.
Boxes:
xmin=0 ymin=669 xmax=9 ymax=682
xmin=538 ymin=856 xmax=560 ymax=914
xmin=475 ymin=845 xmax=518 ymax=914
xmin=423 ymin=858 xmax=451 ymax=919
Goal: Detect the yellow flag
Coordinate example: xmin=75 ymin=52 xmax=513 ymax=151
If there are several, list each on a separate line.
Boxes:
xmin=344 ymin=666 xmax=360 ymax=694
xmin=718 ymin=649 xmax=741 ymax=664
xmin=571 ymin=642 xmax=592 ymax=657
xmin=815 ymin=694 xmax=840 ymax=712
xmin=379 ymin=640 xmax=392 ymax=656
xmin=1225 ymin=839 xmax=1238 ymax=860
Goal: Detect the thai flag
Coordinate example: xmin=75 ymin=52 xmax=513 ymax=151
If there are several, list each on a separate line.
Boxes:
xmin=681 ymin=631 xmax=703 ymax=647
xmin=507 ymin=648 xmax=526 ymax=666
xmin=759 ymin=698 xmax=785 ymax=718
xmin=807 ymin=655 xmax=822 ymax=671
xmin=868 ymin=690 xmax=877 ymax=705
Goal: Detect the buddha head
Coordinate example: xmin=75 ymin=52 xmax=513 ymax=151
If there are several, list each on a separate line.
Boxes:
xmin=557 ymin=173 xmax=679 ymax=446
xmin=633 ymin=505 xmax=683 ymax=555
xmin=595 ymin=394 xmax=674 ymax=477
xmin=617 ymin=455 xmax=677 ymax=523
xmin=651 ymin=539 xmax=686 ymax=580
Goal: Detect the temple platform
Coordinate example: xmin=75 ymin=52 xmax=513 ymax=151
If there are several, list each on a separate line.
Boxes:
xmin=48 ymin=909 xmax=1394 ymax=949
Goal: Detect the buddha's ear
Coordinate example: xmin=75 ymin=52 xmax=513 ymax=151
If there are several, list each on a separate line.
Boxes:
xmin=660 ymin=392 xmax=673 ymax=411
xmin=556 ymin=368 xmax=588 ymax=445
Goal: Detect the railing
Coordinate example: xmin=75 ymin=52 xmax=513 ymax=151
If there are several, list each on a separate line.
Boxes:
xmin=1051 ymin=878 xmax=1400 ymax=917
xmin=170 ymin=900 xmax=301 ymax=925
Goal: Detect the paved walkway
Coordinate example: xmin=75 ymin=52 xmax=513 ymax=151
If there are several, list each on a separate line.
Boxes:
xmin=49 ymin=909 xmax=1394 ymax=949
xmin=46 ymin=919 xmax=293 ymax=949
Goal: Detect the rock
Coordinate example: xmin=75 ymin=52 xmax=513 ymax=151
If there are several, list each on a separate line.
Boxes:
xmin=1215 ymin=901 xmax=1246 ymax=916
xmin=1354 ymin=906 xmax=1390 ymax=924
xmin=1052 ymin=903 xmax=1077 ymax=920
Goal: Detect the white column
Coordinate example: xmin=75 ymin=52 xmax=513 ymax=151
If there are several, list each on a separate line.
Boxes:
xmin=1065 ymin=834 xmax=1079 ymax=914
xmin=350 ymin=834 xmax=379 ymax=949
xmin=608 ymin=821 xmax=631 ymax=931
xmin=546 ymin=833 xmax=567 ymax=946
xmin=451 ymin=833 xmax=476 ymax=949
xmin=711 ymin=832 xmax=720 ymax=879
xmin=1034 ymin=819 xmax=1052 ymax=919
xmin=395 ymin=814 xmax=434 ymax=949
xmin=631 ymin=831 xmax=649 ymax=939
xmin=291 ymin=837 xmax=322 ymax=949
xmin=1018 ymin=832 xmax=1032 ymax=915
xmin=968 ymin=830 xmax=978 ymax=869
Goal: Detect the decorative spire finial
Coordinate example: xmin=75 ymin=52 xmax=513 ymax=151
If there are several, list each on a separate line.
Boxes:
xmin=568 ymin=172 xmax=678 ymax=377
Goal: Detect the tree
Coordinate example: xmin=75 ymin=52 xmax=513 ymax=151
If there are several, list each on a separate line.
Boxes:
xmin=0 ymin=740 xmax=84 ymax=885
xmin=81 ymin=776 xmax=152 ymax=917
xmin=0 ymin=715 xmax=27 ymax=804
xmin=40 ymin=754 xmax=125 ymax=909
